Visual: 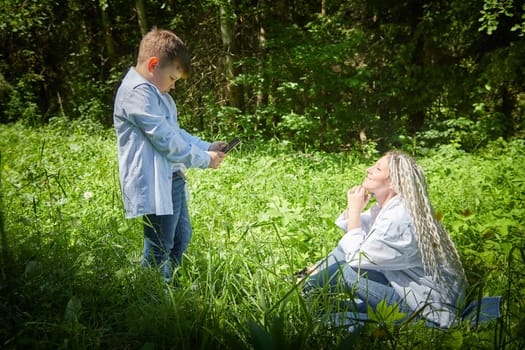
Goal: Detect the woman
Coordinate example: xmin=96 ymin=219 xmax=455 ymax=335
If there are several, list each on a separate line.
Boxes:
xmin=301 ymin=151 xmax=467 ymax=327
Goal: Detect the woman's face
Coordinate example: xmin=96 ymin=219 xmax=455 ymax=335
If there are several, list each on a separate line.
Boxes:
xmin=363 ymin=155 xmax=392 ymax=195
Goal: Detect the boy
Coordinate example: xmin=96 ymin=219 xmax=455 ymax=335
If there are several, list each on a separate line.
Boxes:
xmin=113 ymin=28 xmax=227 ymax=283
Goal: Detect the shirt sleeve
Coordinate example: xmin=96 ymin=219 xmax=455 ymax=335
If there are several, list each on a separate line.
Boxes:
xmin=124 ymin=85 xmax=211 ymax=169
xmin=337 ymin=201 xmax=420 ymax=270
xmin=335 ymin=207 xmax=374 ymax=233
xmin=180 ymin=128 xmax=211 ymax=151
xmin=335 ymin=211 xmax=348 ymax=232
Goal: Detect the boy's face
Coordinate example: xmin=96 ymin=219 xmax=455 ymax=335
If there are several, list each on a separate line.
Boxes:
xmin=149 ymin=59 xmax=184 ymax=93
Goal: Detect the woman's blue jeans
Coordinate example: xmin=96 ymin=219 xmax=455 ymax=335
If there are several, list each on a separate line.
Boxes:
xmin=304 ymin=245 xmax=407 ymax=314
xmin=141 ymin=173 xmax=191 ymax=282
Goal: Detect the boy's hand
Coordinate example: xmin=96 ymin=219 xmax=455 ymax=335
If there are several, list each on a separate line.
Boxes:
xmin=208 ymin=141 xmax=228 ymax=152
xmin=207 ymin=151 xmax=226 ymax=169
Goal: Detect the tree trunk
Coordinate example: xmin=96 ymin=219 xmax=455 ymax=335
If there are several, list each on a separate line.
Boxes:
xmin=256 ymin=0 xmax=268 ymax=108
xmin=100 ymin=2 xmax=116 ymax=62
xmin=219 ymin=0 xmax=243 ymax=111
xmin=136 ymin=0 xmax=148 ymax=36
xmin=498 ymin=85 xmax=515 ymax=136
xmin=275 ymin=0 xmax=290 ymax=22
xmin=99 ymin=1 xmax=116 ymax=126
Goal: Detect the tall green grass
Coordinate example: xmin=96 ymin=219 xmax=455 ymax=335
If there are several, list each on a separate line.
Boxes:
xmin=1 ymin=121 xmax=524 ymax=349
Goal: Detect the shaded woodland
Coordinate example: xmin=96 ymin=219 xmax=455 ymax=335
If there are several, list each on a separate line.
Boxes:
xmin=1 ymin=0 xmax=524 ymax=150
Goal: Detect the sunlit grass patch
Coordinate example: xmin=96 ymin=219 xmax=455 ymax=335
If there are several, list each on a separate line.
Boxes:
xmin=1 ymin=123 xmax=523 ymax=349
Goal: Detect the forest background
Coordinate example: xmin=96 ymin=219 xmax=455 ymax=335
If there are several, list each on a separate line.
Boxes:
xmin=1 ymin=0 xmax=525 ymax=349
xmin=1 ymin=0 xmax=524 ymax=151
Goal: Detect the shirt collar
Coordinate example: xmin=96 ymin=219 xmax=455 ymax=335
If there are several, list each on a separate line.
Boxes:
xmin=127 ymin=67 xmax=163 ymax=95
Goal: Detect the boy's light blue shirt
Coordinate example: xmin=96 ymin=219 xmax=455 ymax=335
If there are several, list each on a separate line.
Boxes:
xmin=114 ymin=67 xmax=211 ymax=218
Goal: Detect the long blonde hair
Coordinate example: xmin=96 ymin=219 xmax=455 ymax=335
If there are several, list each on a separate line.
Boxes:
xmin=387 ymin=151 xmax=467 ymax=294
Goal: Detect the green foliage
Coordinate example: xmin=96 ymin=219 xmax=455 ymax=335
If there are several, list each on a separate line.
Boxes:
xmin=416 ymin=140 xmax=525 ymax=300
xmin=413 ymin=113 xmax=503 ymax=152
xmin=479 ymin=0 xmax=525 ymax=35
xmin=1 ymin=0 xmax=523 ymax=151
xmin=3 ymin=75 xmax=44 ymax=126
xmin=235 ymin=15 xmax=373 ymax=150
xmin=1 ymin=124 xmax=524 ymax=349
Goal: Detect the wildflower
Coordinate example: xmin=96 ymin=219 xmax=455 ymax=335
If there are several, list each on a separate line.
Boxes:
xmin=83 ymin=191 xmax=94 ymax=200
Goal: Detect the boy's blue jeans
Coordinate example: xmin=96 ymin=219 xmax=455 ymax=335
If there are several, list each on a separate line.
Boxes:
xmin=141 ymin=173 xmax=191 ymax=282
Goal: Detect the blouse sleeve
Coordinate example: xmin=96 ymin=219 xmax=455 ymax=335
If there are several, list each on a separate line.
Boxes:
xmin=337 ymin=199 xmax=420 ymax=270
xmin=335 ymin=207 xmax=374 ymax=233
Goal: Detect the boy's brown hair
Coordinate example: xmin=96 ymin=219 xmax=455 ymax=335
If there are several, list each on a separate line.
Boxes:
xmin=137 ymin=27 xmax=191 ymax=76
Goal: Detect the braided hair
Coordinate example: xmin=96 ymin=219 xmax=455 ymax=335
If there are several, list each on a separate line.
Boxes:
xmin=387 ymin=151 xmax=467 ymax=296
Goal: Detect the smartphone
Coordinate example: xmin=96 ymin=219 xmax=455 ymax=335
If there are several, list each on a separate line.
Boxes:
xmin=221 ymin=137 xmax=241 ymax=153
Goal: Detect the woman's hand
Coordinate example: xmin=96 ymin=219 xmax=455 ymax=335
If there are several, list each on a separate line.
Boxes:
xmin=295 ymin=266 xmax=318 ymax=285
xmin=345 ymin=185 xmax=371 ymax=230
xmin=347 ymin=185 xmax=371 ymax=212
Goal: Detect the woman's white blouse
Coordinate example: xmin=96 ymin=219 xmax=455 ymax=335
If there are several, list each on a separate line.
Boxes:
xmin=335 ymin=195 xmax=463 ymax=328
